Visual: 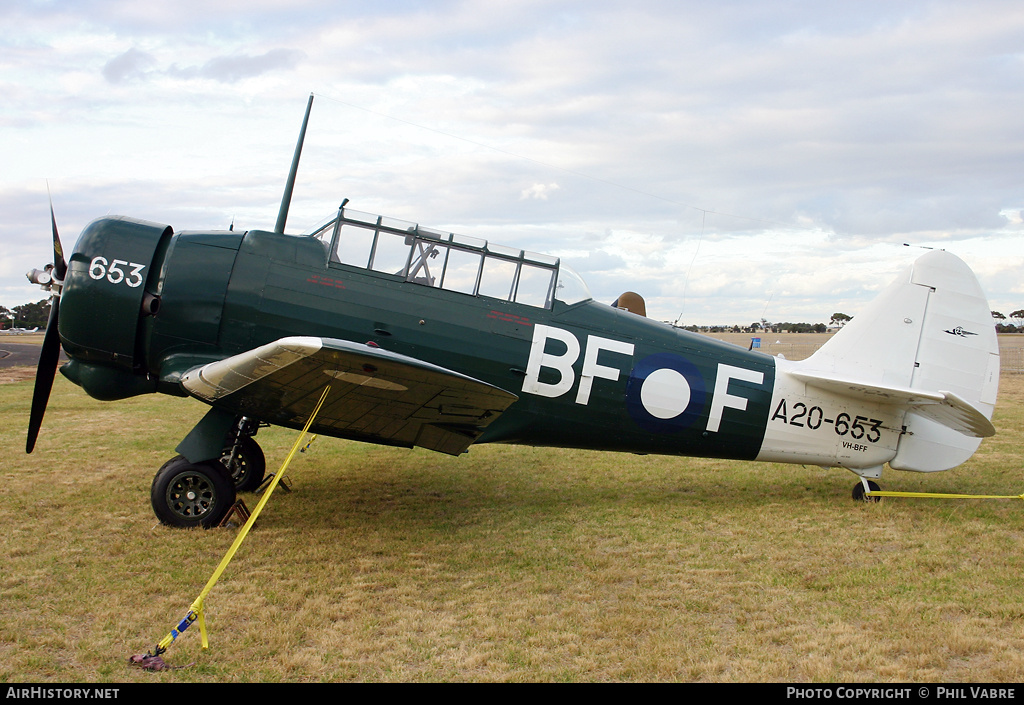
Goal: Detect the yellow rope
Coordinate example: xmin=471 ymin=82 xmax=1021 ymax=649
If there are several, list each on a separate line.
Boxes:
xmin=867 ymin=490 xmax=1024 ymax=500
xmin=152 ymin=386 xmax=330 ymax=655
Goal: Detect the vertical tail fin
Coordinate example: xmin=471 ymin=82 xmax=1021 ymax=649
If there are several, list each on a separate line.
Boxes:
xmin=803 ymin=250 xmax=999 ymax=472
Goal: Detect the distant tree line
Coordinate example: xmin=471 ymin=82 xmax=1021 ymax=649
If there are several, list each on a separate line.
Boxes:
xmin=992 ymin=310 xmax=1024 ymax=333
xmin=673 ymin=311 xmax=1024 ymax=335
xmin=0 ymin=300 xmax=51 ymax=329
xmin=673 ymin=321 xmax=828 ymax=334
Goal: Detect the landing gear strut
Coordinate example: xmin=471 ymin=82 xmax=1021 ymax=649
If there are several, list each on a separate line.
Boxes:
xmin=220 ymin=417 xmax=266 ymax=492
xmin=852 ymin=479 xmax=881 ymax=503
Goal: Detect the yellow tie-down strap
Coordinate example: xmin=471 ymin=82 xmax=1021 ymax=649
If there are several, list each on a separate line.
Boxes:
xmin=151 ymin=385 xmax=330 ymax=657
xmin=868 ymin=490 xmax=1024 ymax=501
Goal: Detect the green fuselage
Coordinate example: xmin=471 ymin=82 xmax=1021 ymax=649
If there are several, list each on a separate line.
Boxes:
xmin=60 ymin=218 xmax=777 ymax=462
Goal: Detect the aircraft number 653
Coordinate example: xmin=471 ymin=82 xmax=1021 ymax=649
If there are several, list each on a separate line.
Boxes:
xmin=88 ymin=256 xmax=146 ymax=288
xmin=772 ymin=399 xmax=883 ymax=443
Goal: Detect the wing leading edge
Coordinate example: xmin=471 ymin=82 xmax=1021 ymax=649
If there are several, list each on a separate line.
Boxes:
xmin=180 ymin=336 xmax=519 ymax=455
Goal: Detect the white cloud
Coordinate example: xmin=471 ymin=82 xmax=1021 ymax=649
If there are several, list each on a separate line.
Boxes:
xmin=520 ymin=183 xmax=559 ymax=200
xmin=101 ymin=47 xmax=157 ymax=83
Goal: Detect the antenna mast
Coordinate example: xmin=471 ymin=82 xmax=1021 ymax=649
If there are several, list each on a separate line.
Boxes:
xmin=275 ymin=93 xmax=314 ymax=234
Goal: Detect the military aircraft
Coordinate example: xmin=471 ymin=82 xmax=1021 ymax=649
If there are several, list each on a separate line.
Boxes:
xmin=26 ymin=96 xmax=1000 ymax=528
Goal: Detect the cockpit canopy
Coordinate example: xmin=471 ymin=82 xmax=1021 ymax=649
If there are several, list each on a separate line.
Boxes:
xmin=305 ymin=205 xmax=592 ymax=309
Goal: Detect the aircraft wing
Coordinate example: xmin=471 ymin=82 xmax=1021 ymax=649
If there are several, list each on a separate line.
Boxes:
xmin=180 ymin=336 xmax=519 ymax=455
xmin=789 ymin=370 xmax=995 ymax=438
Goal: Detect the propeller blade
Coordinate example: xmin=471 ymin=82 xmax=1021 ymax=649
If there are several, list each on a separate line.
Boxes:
xmin=26 ymin=298 xmax=61 ymax=453
xmin=49 ymin=199 xmax=67 ymax=281
xmin=28 ymin=194 xmax=68 ymax=452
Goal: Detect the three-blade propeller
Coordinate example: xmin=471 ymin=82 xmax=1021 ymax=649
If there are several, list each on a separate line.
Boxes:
xmin=26 ymin=202 xmax=68 ymax=453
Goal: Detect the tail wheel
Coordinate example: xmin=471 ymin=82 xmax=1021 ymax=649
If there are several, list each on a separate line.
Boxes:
xmin=151 ymin=457 xmax=236 ymax=528
xmin=220 ymin=436 xmax=266 ymax=492
xmin=852 ymin=479 xmax=881 ymax=503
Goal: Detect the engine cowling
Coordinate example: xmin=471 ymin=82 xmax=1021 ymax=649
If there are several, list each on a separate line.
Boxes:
xmin=59 ymin=216 xmax=173 ymax=400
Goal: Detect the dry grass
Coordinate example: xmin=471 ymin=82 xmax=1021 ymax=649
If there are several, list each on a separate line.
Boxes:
xmin=0 ymin=367 xmax=36 ymax=384
xmin=0 ymin=332 xmax=45 ymax=345
xmin=0 ymin=368 xmax=1023 ymax=682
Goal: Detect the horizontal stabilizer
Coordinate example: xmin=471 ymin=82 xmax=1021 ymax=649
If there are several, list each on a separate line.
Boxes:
xmin=790 ymin=369 xmax=995 ymax=438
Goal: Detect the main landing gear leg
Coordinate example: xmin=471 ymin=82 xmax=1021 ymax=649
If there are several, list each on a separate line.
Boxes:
xmin=220 ymin=417 xmax=266 ymax=493
xmin=151 ymin=410 xmax=266 ymax=528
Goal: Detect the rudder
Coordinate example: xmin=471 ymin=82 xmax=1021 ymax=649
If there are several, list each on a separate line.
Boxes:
xmin=890 ymin=251 xmax=999 ymax=471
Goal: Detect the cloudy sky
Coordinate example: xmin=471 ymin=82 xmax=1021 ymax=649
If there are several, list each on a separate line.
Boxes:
xmin=3 ymin=0 xmax=1022 ymax=325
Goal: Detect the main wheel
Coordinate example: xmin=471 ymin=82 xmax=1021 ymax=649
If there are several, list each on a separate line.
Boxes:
xmin=151 ymin=457 xmax=237 ymax=528
xmin=219 ymin=436 xmax=266 ymax=492
xmin=852 ymin=479 xmax=881 ymax=503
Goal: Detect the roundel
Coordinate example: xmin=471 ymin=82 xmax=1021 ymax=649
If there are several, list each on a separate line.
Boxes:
xmin=625 ymin=353 xmax=706 ymax=433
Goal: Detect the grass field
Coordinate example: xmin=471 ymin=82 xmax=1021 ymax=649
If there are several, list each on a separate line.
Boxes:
xmin=1 ymin=344 xmax=1023 ymax=682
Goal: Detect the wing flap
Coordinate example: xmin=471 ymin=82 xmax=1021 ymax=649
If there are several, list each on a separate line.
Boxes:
xmin=790 ymin=370 xmax=995 ymax=438
xmin=181 ymin=336 xmax=518 ymax=455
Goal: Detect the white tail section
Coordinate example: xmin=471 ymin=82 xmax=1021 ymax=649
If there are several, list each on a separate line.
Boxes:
xmin=800 ymin=250 xmax=999 ymax=472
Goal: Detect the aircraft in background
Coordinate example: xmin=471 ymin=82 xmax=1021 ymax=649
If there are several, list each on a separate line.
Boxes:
xmin=25 ymin=95 xmax=1000 ymax=528
xmin=2 ymin=327 xmax=40 ymax=334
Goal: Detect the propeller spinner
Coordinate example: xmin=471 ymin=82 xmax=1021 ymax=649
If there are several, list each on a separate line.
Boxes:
xmin=25 ymin=202 xmax=67 ymax=453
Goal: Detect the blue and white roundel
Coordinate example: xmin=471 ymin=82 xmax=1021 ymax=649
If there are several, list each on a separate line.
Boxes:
xmin=625 ymin=353 xmax=706 ymax=433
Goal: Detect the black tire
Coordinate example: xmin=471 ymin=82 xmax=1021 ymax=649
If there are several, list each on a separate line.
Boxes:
xmin=852 ymin=479 xmax=881 ymax=503
xmin=220 ymin=436 xmax=266 ymax=492
xmin=151 ymin=457 xmax=237 ymax=528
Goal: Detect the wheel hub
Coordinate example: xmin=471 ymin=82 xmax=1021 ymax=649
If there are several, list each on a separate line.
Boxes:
xmin=167 ymin=472 xmax=216 ymax=518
